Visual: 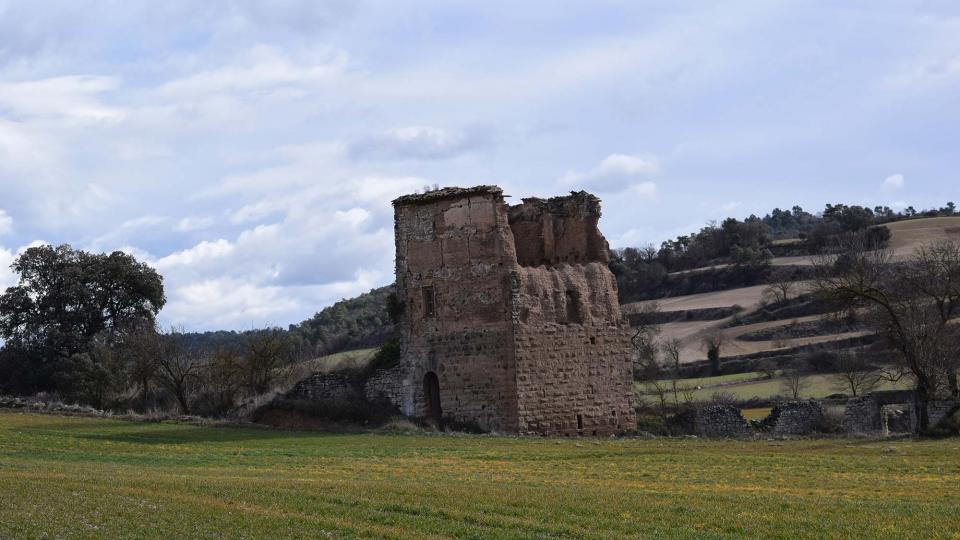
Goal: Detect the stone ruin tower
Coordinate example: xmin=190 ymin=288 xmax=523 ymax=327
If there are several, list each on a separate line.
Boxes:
xmin=387 ymin=185 xmax=636 ymax=435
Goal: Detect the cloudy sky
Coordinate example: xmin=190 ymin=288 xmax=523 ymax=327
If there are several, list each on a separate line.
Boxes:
xmin=1 ymin=1 xmax=958 ymax=331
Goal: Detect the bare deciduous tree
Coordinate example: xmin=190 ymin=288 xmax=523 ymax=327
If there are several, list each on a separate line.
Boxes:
xmin=661 ymin=338 xmax=685 ymax=406
xmin=780 ymin=368 xmax=809 ymax=399
xmin=204 ymin=346 xmax=244 ymax=411
xmin=830 ymin=350 xmax=879 ymax=397
xmin=764 ymin=267 xmax=798 ymax=305
xmin=630 ymin=302 xmax=661 ymax=380
xmin=813 ymin=239 xmax=960 ymax=432
xmin=156 ymin=332 xmax=202 ymax=414
xmin=120 ymin=325 xmax=164 ymax=408
xmin=242 ymin=329 xmax=294 ymax=394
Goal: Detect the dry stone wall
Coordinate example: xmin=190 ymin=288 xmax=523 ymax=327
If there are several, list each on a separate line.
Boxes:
xmin=928 ymin=400 xmax=960 ymax=430
xmin=363 ymin=366 xmax=407 ymax=406
xmin=844 ymin=393 xmax=958 ymax=435
xmin=843 ymin=395 xmax=882 ymax=434
xmin=763 ymin=401 xmax=825 ymax=435
xmin=287 ymin=373 xmax=357 ymax=402
xmin=695 ymin=406 xmax=751 ymax=438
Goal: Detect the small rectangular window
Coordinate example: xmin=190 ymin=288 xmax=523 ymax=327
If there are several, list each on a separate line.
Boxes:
xmin=423 ymin=287 xmax=435 ymax=318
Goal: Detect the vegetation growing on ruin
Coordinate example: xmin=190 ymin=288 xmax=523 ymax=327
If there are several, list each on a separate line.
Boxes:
xmin=1 ymin=412 xmax=958 ymax=539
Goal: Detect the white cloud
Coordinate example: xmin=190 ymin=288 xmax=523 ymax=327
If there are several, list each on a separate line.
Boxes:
xmin=156 ymin=239 xmax=236 ymax=271
xmin=0 ymin=210 xmax=12 ymax=235
xmin=890 ymin=55 xmax=960 ymax=89
xmin=161 ymin=277 xmax=302 ymax=330
xmin=175 ymin=216 xmax=214 ymax=232
xmin=883 ymin=173 xmax=905 ymax=190
xmin=121 ymin=215 xmax=167 ymax=229
xmin=348 ymin=126 xmax=490 ymax=161
xmin=0 ymin=246 xmax=16 ymax=289
xmin=0 ymin=76 xmax=124 ymax=123
xmin=560 ymin=153 xmax=660 ymax=193
xmin=155 ymin=44 xmax=347 ymax=99
xmin=153 ymin=204 xmax=396 ymax=329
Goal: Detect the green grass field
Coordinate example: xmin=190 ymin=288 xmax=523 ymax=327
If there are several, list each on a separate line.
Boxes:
xmin=299 ymin=348 xmax=378 ymax=372
xmin=638 ymin=372 xmax=911 ymax=403
xmin=637 ymin=371 xmax=767 ymax=392
xmin=2 ymin=412 xmax=959 ymax=538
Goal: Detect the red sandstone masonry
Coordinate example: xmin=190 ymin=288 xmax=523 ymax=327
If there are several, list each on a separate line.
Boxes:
xmin=385 ymin=186 xmax=635 ymax=435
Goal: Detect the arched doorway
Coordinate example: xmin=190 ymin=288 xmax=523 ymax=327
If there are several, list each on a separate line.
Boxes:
xmin=423 ymin=372 xmax=442 ymax=424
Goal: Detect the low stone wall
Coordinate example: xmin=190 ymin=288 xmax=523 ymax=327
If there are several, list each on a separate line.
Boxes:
xmin=695 ymin=405 xmax=751 ymax=438
xmin=928 ymin=400 xmax=960 ymax=430
xmin=846 ymin=396 xmax=958 ymax=435
xmin=363 ymin=366 xmax=406 ymax=407
xmin=286 ymin=367 xmax=408 ymax=413
xmin=286 ymin=373 xmax=358 ymax=402
xmin=843 ymin=395 xmax=881 ymax=435
xmin=764 ymin=401 xmax=824 ymax=435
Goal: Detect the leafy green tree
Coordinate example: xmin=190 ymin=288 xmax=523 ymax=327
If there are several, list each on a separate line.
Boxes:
xmin=0 ymin=244 xmax=165 ymax=394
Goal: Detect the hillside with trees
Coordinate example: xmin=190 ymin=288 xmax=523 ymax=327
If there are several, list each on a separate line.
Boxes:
xmin=610 ymin=201 xmax=960 ymax=302
xmin=288 ymin=285 xmax=396 ymax=356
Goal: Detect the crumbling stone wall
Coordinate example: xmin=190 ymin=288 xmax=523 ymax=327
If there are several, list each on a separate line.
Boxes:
xmin=844 ymin=392 xmax=958 ymax=435
xmin=383 ymin=185 xmax=635 ymax=435
xmin=510 ymin=262 xmax=634 ymax=435
xmin=287 ymin=373 xmax=357 ymax=402
xmin=290 ymin=367 xmax=409 ymax=411
xmin=363 ymin=366 xmax=407 ymax=406
xmin=927 ymin=400 xmax=960 ymax=431
xmin=695 ymin=406 xmax=751 ymax=438
xmin=508 ymin=193 xmax=610 ymax=267
xmin=843 ymin=395 xmax=882 ymax=434
xmin=763 ymin=401 xmax=825 ymax=435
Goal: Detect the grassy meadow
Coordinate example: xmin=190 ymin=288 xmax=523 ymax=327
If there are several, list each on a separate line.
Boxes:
xmin=637 ymin=372 xmax=912 ymax=403
xmin=2 ymin=412 xmax=960 ymax=538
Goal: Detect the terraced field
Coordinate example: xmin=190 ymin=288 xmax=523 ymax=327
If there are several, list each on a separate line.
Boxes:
xmin=886 ymin=216 xmax=960 ymax=256
xmin=623 ymin=217 xmax=960 ymax=364
xmin=2 ymin=412 xmax=959 ymax=539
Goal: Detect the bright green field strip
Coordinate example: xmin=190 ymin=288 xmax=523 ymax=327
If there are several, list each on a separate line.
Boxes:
xmin=639 ymin=373 xmax=911 ymax=402
xmin=2 ymin=413 xmax=960 ymax=539
xmin=636 ymin=371 xmax=765 ymax=394
xmin=295 ymin=348 xmax=378 ymax=374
